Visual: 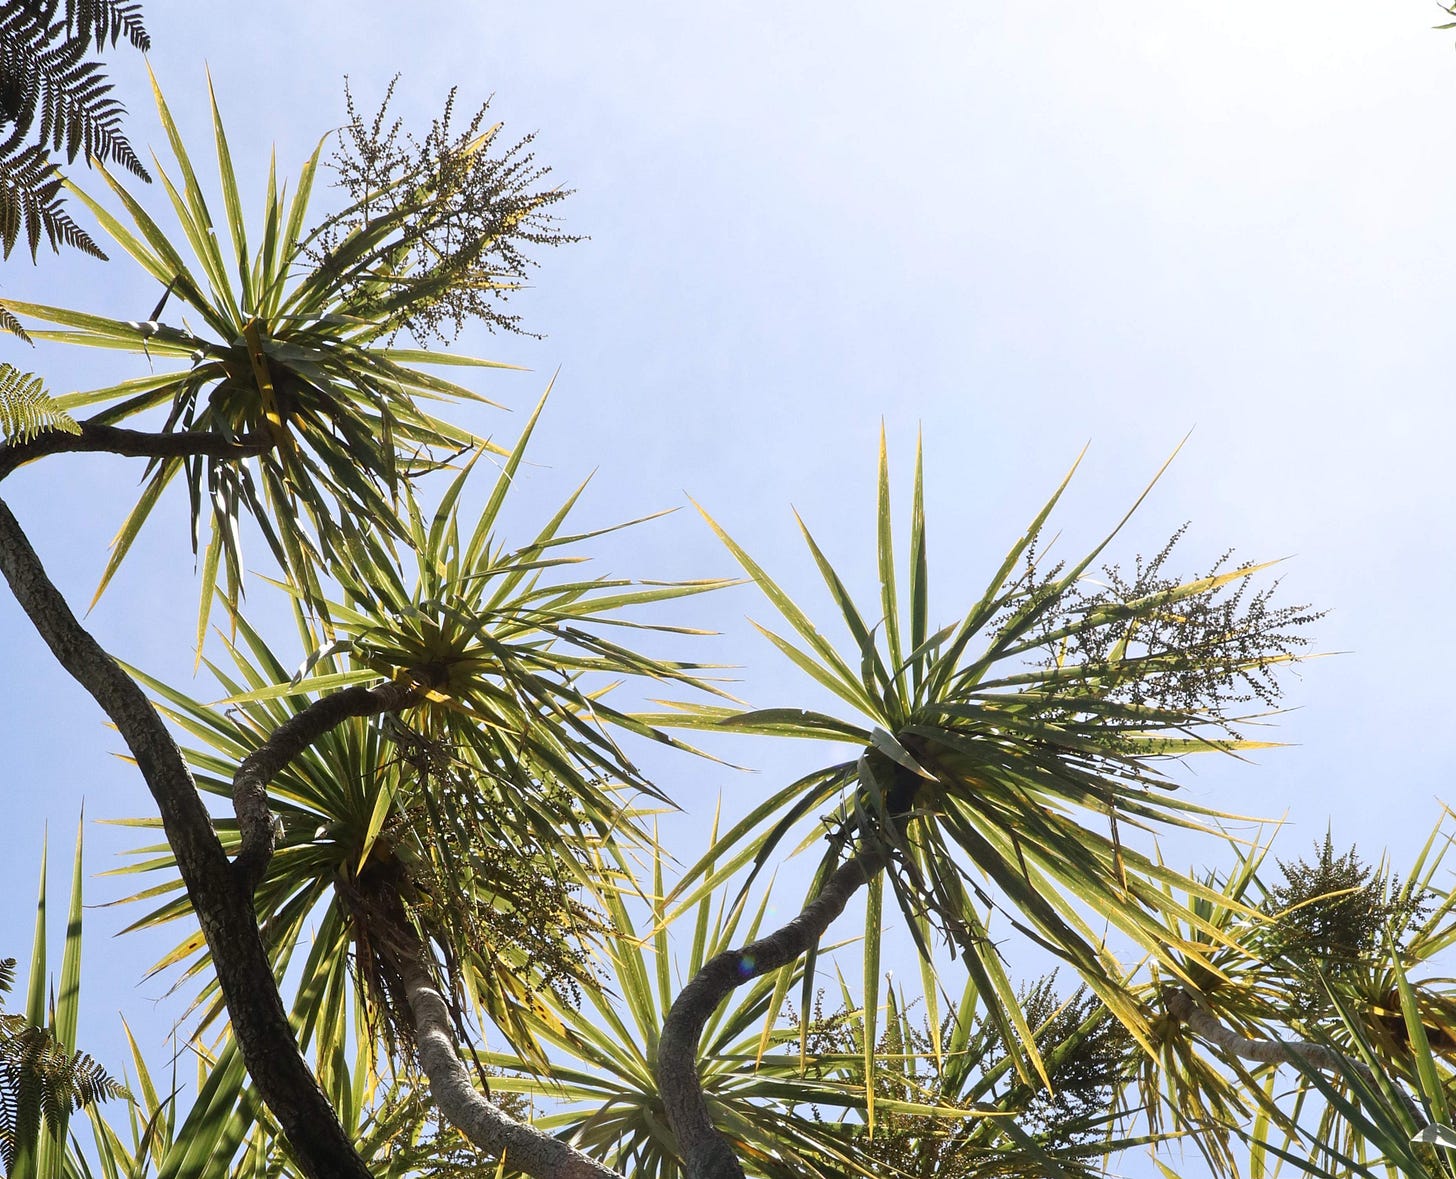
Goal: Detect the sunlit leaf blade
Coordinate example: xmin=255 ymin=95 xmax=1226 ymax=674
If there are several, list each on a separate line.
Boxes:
xmin=694 ymin=499 xmax=878 ymax=716
xmin=863 ymin=870 xmax=882 ymax=1137
xmin=875 ymin=424 xmax=904 ymax=692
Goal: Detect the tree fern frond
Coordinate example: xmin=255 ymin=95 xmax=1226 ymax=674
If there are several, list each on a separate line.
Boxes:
xmin=0 ymin=363 xmax=81 ymax=442
xmin=64 ymin=0 xmax=150 ymax=52
xmin=1 ymin=948 xmax=123 ymax=1170
xmin=0 ymin=304 xmax=31 ymax=343
xmin=0 ymin=1050 xmax=16 ymax=1172
xmin=1 ymin=13 xmax=146 ymax=178
xmin=0 ymin=0 xmax=147 ymax=261
xmin=0 ymin=1019 xmax=123 ymax=1170
xmin=0 ymin=142 xmax=106 ymax=259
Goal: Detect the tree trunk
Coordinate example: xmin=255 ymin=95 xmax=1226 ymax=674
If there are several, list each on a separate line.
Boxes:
xmin=396 ymin=946 xmax=622 ymax=1179
xmin=0 ymin=497 xmax=375 ymax=1179
xmin=657 ymin=847 xmax=885 ymax=1179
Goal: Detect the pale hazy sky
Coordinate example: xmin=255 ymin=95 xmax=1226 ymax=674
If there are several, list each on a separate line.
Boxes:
xmin=2 ymin=2 xmax=1453 ymax=1169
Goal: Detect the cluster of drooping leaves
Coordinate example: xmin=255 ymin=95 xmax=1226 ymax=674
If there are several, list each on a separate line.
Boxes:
xmin=335 ymin=715 xmax=612 ymax=1051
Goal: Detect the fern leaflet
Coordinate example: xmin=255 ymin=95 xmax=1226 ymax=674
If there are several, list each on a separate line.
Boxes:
xmin=0 ymin=363 xmax=80 ymax=442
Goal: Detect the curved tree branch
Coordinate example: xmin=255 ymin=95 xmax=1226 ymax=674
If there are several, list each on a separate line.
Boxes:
xmin=233 ymin=679 xmax=424 ymax=893
xmin=0 ymin=421 xmax=274 ymax=480
xmin=0 ymin=496 xmax=374 ymax=1179
xmin=657 ymin=846 xmax=887 ymax=1179
xmin=399 ymin=949 xmax=622 ymax=1179
xmin=1162 ymin=986 xmax=1427 ymax=1128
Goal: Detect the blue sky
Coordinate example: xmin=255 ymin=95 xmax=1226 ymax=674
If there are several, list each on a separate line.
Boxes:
xmin=1 ymin=0 xmax=1454 ymax=1167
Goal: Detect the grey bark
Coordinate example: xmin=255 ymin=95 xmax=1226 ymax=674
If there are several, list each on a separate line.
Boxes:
xmin=1162 ymin=986 xmax=1426 ymax=1128
xmin=232 ymin=679 xmax=423 ymax=892
xmin=657 ymin=847 xmax=887 ymax=1179
xmin=399 ymin=951 xmax=623 ymax=1179
xmin=0 ymin=496 xmax=375 ymax=1179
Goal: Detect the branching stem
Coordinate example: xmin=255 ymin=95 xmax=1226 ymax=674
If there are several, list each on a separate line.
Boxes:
xmin=0 ymin=421 xmax=274 ymax=480
xmin=398 ymin=940 xmax=621 ymax=1179
xmin=1163 ymin=987 xmax=1428 ymax=1129
xmin=657 ymin=847 xmax=887 ymax=1179
xmin=232 ymin=679 xmax=423 ymax=892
